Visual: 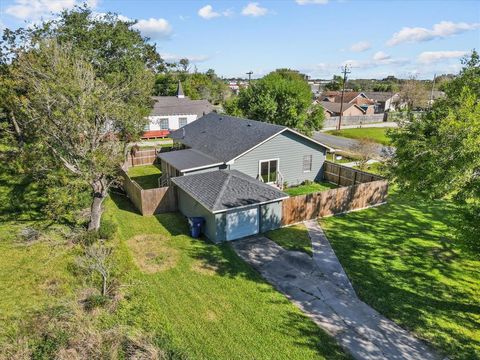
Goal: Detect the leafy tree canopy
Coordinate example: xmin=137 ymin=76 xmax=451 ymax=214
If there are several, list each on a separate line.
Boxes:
xmin=224 ymin=69 xmax=324 ymax=134
xmin=1 ymin=7 xmax=156 ymax=229
xmin=389 ymin=50 xmax=480 ymax=248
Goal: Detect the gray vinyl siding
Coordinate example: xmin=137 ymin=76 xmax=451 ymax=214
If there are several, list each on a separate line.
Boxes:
xmin=260 ymin=201 xmax=282 ymax=233
xmin=230 ymin=131 xmax=327 ymax=186
xmin=177 ymin=188 xmax=223 ymax=242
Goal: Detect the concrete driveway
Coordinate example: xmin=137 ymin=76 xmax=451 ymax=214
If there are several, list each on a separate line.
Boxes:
xmin=231 ymin=230 xmax=441 ymax=360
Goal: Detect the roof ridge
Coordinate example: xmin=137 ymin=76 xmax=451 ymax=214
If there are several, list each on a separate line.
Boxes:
xmin=212 ymin=171 xmax=231 ymax=211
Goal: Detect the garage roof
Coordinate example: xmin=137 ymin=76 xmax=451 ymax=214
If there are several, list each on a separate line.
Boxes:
xmin=171 ymin=170 xmax=288 ymax=213
xmin=158 ymin=149 xmax=222 ymax=172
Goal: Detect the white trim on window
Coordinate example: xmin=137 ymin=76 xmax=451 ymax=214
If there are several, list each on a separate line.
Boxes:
xmin=258 ymin=158 xmax=280 ymax=184
xmin=158 ymin=118 xmax=169 ymax=130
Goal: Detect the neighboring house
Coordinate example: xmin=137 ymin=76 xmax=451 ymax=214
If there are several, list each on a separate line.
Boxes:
xmin=158 ymin=113 xmax=331 ymax=242
xmin=320 ymin=91 xmax=375 ymax=114
xmin=144 ymin=81 xmax=214 ymax=139
xmin=363 ymin=92 xmax=400 ymax=113
xmin=319 ymin=101 xmax=367 ymax=118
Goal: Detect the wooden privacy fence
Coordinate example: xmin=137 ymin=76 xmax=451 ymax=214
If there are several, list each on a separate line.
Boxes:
xmin=282 ymin=162 xmax=388 ymax=225
xmin=323 ymin=114 xmax=386 ymax=128
xmin=125 ymin=149 xmax=158 ymax=169
xmin=121 ymin=169 xmax=177 ymax=215
xmin=323 ymin=161 xmax=384 ymax=186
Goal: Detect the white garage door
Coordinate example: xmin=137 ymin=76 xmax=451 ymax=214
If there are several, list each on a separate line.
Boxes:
xmin=226 ymin=207 xmax=259 ymax=241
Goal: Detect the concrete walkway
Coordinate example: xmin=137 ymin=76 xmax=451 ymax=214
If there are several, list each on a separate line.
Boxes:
xmin=231 ymin=228 xmax=441 ymax=360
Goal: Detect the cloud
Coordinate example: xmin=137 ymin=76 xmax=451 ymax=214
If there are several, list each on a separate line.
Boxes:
xmin=198 ymin=4 xmax=234 ymax=19
xmin=198 ymin=5 xmax=221 ymax=19
xmin=387 ymin=21 xmax=480 ymax=46
xmin=372 ymin=51 xmax=390 ymax=61
xmin=343 ymin=52 xmax=408 ymax=70
xmin=242 ymin=2 xmax=268 ymax=17
xmin=417 ymin=50 xmax=468 ymax=64
xmin=161 ymin=53 xmax=210 ymax=63
xmin=296 ymin=0 xmax=329 ymax=4
xmin=132 ymin=18 xmax=172 ymax=39
xmin=350 ymin=41 xmax=371 ymax=52
xmin=5 ymin=0 xmax=79 ymax=20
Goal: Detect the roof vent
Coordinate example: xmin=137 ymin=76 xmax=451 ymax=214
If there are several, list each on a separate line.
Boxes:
xmin=247 ymin=123 xmax=252 ymax=127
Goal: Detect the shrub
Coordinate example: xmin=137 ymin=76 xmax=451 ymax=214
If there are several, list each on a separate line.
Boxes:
xmin=302 ymin=180 xmax=314 ymax=186
xmin=98 ymin=219 xmax=117 ymax=240
xmin=83 ymin=294 xmax=109 ymax=311
xmin=77 ymin=230 xmax=100 ymax=246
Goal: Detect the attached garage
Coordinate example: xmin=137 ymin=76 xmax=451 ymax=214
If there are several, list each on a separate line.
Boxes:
xmin=172 ymin=170 xmax=287 ymax=243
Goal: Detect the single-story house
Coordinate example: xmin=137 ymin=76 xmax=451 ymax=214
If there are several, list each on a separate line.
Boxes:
xmin=320 ymin=91 xmax=375 ymax=115
xmin=319 ymin=101 xmax=367 ymax=118
xmin=158 ymin=113 xmax=332 ymax=242
xmin=363 ymin=92 xmax=400 ymax=113
xmin=144 ymin=81 xmax=214 ymax=138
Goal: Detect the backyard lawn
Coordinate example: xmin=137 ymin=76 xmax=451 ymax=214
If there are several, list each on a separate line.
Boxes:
xmin=285 ymin=181 xmax=338 ymax=196
xmin=266 ymin=223 xmax=312 ymax=256
xmin=326 ymin=127 xmax=391 ymax=145
xmin=320 ymin=192 xmax=480 ymax=359
xmin=103 ymin=194 xmax=349 ymax=360
xmin=127 ymin=164 xmax=162 ymax=189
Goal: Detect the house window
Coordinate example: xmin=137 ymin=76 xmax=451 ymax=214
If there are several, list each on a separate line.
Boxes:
xmin=303 ymin=155 xmax=312 ymax=172
xmin=158 ymin=118 xmax=169 ymax=130
xmin=144 ymin=123 xmax=150 ymax=131
xmin=179 ymin=117 xmax=188 ymax=128
xmin=259 ymin=159 xmax=278 ymax=183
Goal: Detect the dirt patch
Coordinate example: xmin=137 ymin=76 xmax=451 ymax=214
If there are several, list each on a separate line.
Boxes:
xmin=127 ymin=235 xmax=179 ymax=274
xmin=191 ymin=260 xmax=219 ymax=276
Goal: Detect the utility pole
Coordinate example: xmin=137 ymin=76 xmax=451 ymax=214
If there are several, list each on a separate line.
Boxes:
xmin=246 ymin=71 xmax=253 ymax=83
xmin=337 ymin=64 xmax=351 ymax=130
xmin=429 ymin=73 xmax=436 ymax=109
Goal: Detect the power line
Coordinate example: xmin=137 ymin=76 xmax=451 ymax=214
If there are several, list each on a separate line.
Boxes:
xmin=337 ymin=64 xmax=351 ymax=131
xmin=246 ymin=71 xmax=253 ymax=83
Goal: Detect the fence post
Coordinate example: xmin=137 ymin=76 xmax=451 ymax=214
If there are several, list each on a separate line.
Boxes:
xmin=353 ymin=171 xmax=357 ymax=186
xmin=338 ymin=167 xmax=341 ymax=185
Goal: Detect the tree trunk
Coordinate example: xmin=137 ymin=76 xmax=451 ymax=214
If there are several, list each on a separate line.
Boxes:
xmin=88 ymin=178 xmax=108 ymax=231
xmin=102 ymin=274 xmax=107 ymax=296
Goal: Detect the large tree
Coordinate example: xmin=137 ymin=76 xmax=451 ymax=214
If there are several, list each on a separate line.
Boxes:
xmin=1 ymin=7 xmax=156 ymax=230
xmin=224 ymin=69 xmax=324 ymax=134
xmin=389 ymin=51 xmax=480 ymax=248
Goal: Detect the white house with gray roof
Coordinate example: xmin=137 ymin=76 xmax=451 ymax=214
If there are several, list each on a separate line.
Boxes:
xmin=144 ymin=81 xmax=214 ymax=138
xmin=158 ymin=113 xmax=332 ymax=242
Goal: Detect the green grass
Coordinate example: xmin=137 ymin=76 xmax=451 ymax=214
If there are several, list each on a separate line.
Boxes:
xmin=320 ymin=192 xmax=480 ymax=359
xmin=0 ymin=224 xmax=80 ymax=335
xmin=285 ymin=181 xmax=338 ymax=196
xmin=353 ymin=162 xmax=385 ymax=176
xmin=103 ymin=193 xmax=349 ymax=359
xmin=127 ymin=164 xmax=162 ymax=189
xmin=266 ymin=224 xmax=312 ymax=256
xmin=326 ymin=153 xmax=356 ymax=164
xmin=326 ymin=128 xmax=391 ymax=145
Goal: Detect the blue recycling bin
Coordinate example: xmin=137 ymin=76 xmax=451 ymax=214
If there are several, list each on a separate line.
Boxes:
xmin=188 ymin=217 xmax=205 ymax=238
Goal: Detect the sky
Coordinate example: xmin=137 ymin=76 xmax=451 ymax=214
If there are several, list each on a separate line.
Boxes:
xmin=1 ymin=0 xmax=479 ymax=79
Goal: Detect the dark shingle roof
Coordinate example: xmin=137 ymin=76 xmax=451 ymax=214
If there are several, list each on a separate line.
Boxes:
xmin=150 ymin=96 xmax=214 ymax=118
xmin=169 ymin=113 xmax=286 ymax=162
xmin=171 ymin=170 xmax=288 ymax=213
xmin=158 ymin=149 xmax=221 ymax=172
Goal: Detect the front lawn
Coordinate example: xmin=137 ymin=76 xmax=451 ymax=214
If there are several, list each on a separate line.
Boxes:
xmin=127 ymin=164 xmax=162 ymax=189
xmin=326 ymin=127 xmax=391 ymax=145
xmin=285 ymin=181 xmax=338 ymax=196
xmin=320 ymin=193 xmax=480 ymax=359
xmin=104 ymin=194 xmax=349 ymax=359
xmin=266 ymin=223 xmax=312 ymax=256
